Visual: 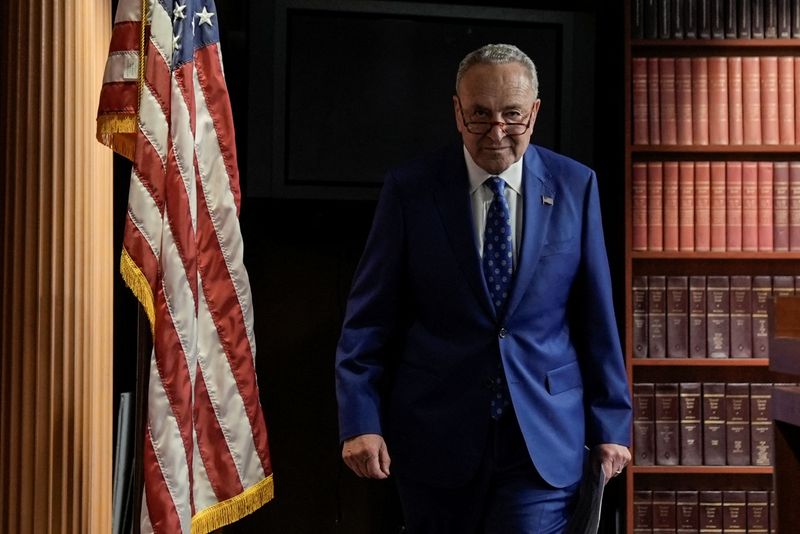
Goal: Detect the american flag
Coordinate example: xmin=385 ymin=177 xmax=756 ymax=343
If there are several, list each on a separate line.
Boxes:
xmin=96 ymin=0 xmax=273 ymax=532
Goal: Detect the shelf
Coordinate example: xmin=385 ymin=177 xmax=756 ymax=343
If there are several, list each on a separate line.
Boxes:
xmin=632 ymin=38 xmax=800 ymax=48
xmin=631 ymin=465 xmax=773 ymax=475
xmin=632 ymin=358 xmax=770 ymax=367
xmin=631 ymin=251 xmax=800 ymax=260
xmin=631 ymin=145 xmax=800 ymax=153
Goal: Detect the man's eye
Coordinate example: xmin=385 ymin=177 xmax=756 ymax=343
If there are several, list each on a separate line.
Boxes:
xmin=505 ymin=112 xmax=523 ymax=121
xmin=471 ymin=110 xmax=490 ymax=120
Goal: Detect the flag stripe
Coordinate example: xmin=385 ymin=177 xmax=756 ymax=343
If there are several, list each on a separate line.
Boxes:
xmin=98 ymin=81 xmax=139 ymax=113
xmin=123 ymin=215 xmax=160 ymax=289
xmin=144 ymin=420 xmax=185 ymax=534
xmin=113 ymin=0 xmax=142 ymax=23
xmin=108 ymin=20 xmax=141 ymax=53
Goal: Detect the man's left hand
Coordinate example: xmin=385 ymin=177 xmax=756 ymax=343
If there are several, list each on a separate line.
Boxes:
xmin=593 ymin=443 xmax=631 ymax=484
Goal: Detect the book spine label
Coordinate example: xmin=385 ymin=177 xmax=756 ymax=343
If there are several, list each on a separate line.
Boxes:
xmin=633 ymin=58 xmax=650 ymax=145
xmin=635 ymin=490 xmax=654 ymax=530
xmin=649 ymin=57 xmax=662 ymax=145
xmin=653 ymin=490 xmax=678 ymax=531
xmin=707 ymin=276 xmax=730 ymax=358
xmin=730 ymin=275 xmax=753 ymax=358
xmin=634 ymin=383 xmax=656 ymax=465
xmin=742 ymin=56 xmax=763 ymax=144
xmin=758 ymin=162 xmax=774 ymax=251
xmin=723 ymin=490 xmax=747 ymax=532
xmin=661 ymin=58 xmax=678 ymax=144
xmin=677 ymin=490 xmax=699 ymax=532
xmin=649 ymin=276 xmax=667 ymax=358
xmin=761 ymin=56 xmax=780 ymax=145
xmin=633 ymin=162 xmax=648 ymax=251
xmin=711 ymin=162 xmax=727 ymax=250
xmin=789 ymin=161 xmax=800 ymax=249
xmin=679 ymin=161 xmax=695 ymax=250
xmin=667 ymin=276 xmax=689 ymax=357
xmin=677 ymin=57 xmax=693 ymax=145
xmin=656 ymin=383 xmax=680 ymax=465
xmin=747 ymin=491 xmax=769 ymax=532
xmin=664 ymin=162 xmax=680 ymax=251
xmin=742 ymin=161 xmax=759 ymax=250
xmin=700 ymin=490 xmax=723 ymax=530
xmin=690 ymin=276 xmax=707 ymax=358
xmin=680 ymin=383 xmax=703 ymax=465
xmin=692 ymin=57 xmax=710 ymax=145
xmin=752 ymin=276 xmax=771 ymax=358
xmin=779 ymin=56 xmax=795 ymax=144
xmin=695 ymin=162 xmax=711 ymax=250
xmin=727 ymin=161 xmax=743 ymax=251
xmin=633 ymin=276 xmax=649 ymax=358
xmin=750 ymin=383 xmax=774 ymax=466
xmin=708 ymin=57 xmax=730 ymax=145
xmin=728 ymin=56 xmax=744 ymax=145
xmin=649 ymin=162 xmax=665 ymax=251
xmin=703 ymin=383 xmax=726 ymax=466
xmin=726 ymin=383 xmax=751 ymax=465
xmin=772 ymin=274 xmax=794 ymax=296
xmin=774 ymin=161 xmax=790 ymax=251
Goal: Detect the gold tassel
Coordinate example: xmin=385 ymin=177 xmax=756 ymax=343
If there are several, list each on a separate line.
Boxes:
xmin=96 ymin=114 xmax=138 ymax=161
xmin=191 ymin=475 xmax=275 ymax=534
xmin=120 ymin=248 xmax=155 ymax=334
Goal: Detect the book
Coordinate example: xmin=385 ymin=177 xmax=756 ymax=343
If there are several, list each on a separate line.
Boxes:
xmin=750 ymin=383 xmax=774 ymax=466
xmin=667 ymin=276 xmax=689 ymax=357
xmin=653 ymin=490 xmax=678 ymax=534
xmin=660 ymin=58 xmax=678 ymax=144
xmin=649 ymin=162 xmax=664 ymax=251
xmin=700 ymin=0 xmax=713 ymax=37
xmin=751 ymin=276 xmax=771 ymax=358
xmin=680 ymin=382 xmax=703 ymax=464
xmin=708 ymin=57 xmax=730 ymax=144
xmin=774 ymin=161 xmax=790 ymax=251
xmin=742 ymin=56 xmax=762 ymax=144
xmin=747 ymin=490 xmax=770 ymax=534
xmin=634 ymin=490 xmax=654 ymax=534
xmin=726 ymin=0 xmax=739 ymax=36
xmin=679 ymin=161 xmax=695 ymax=250
xmin=707 ymin=276 xmax=730 ymax=358
xmin=778 ymin=56 xmax=796 ymax=144
xmin=753 ymin=0 xmax=765 ymax=37
xmin=633 ymin=276 xmax=649 ymax=358
xmin=672 ymin=0 xmax=686 ymax=37
xmin=710 ymin=162 xmax=727 ymax=250
xmin=725 ymin=383 xmax=751 ymax=465
xmin=792 ymin=0 xmax=800 ymax=36
xmin=649 ymin=57 xmax=662 ymax=145
xmin=739 ymin=0 xmax=752 ymax=37
xmin=676 ymin=57 xmax=693 ymax=144
xmin=722 ymin=491 xmax=747 ymax=533
xmin=633 ymin=0 xmax=646 ymax=38
xmin=664 ymin=162 xmax=680 ymax=250
xmin=660 ymin=0 xmax=673 ymax=38
xmin=758 ymin=162 xmax=774 ymax=251
xmin=692 ymin=57 xmax=710 ymax=145
xmin=634 ymin=383 xmax=656 ymax=465
xmin=730 ymin=275 xmax=753 ymax=358
xmin=655 ymin=382 xmax=680 ymax=465
xmin=726 ymin=161 xmax=743 ymax=251
xmin=689 ymin=276 xmax=707 ymax=358
xmin=728 ymin=56 xmax=744 ymax=144
xmin=686 ymin=0 xmax=699 ymax=38
xmin=695 ymin=161 xmax=712 ymax=250
xmin=645 ymin=0 xmax=660 ymax=38
xmin=649 ymin=276 xmax=667 ymax=358
xmin=633 ymin=58 xmax=649 ymax=145
xmin=700 ymin=490 xmax=723 ymax=532
xmin=773 ymin=274 xmax=795 ymax=295
xmin=711 ymin=0 xmax=725 ymax=37
xmin=742 ymin=161 xmax=759 ymax=251
xmin=778 ymin=0 xmax=792 ymax=35
xmin=770 ymin=490 xmax=776 ymax=534
xmin=760 ymin=56 xmax=780 ymax=145
xmin=789 ymin=161 xmax=800 ymax=249
xmin=677 ymin=490 xmax=700 ymax=534
xmin=633 ymin=162 xmax=648 ymax=250
xmin=765 ymin=0 xmax=779 ymax=37
xmin=703 ymin=383 xmax=727 ymax=465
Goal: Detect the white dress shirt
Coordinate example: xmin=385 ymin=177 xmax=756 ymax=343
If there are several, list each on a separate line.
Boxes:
xmin=464 ymin=146 xmax=524 ymax=266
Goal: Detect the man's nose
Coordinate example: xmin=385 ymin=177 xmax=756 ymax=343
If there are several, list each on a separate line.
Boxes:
xmin=486 ymin=123 xmax=506 ymax=142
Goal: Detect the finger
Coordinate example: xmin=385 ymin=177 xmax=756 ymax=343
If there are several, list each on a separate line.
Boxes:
xmin=601 ymin=459 xmax=614 ymax=481
xmin=379 ymin=443 xmax=391 ymax=477
xmin=364 ymin=454 xmax=388 ymax=480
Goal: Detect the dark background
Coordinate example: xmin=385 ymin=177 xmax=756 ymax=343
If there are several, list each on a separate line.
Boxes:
xmin=113 ymin=0 xmax=628 ymax=532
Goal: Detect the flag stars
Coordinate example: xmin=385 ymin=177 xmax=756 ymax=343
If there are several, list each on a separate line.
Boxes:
xmin=173 ymin=33 xmax=182 ymax=50
xmin=173 ymin=2 xmax=187 ymax=20
xmin=196 ymin=6 xmax=216 ymax=27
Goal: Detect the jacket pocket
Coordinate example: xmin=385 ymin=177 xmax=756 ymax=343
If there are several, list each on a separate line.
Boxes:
xmin=540 ymin=237 xmax=576 ymax=257
xmin=545 ymin=360 xmax=582 ymax=395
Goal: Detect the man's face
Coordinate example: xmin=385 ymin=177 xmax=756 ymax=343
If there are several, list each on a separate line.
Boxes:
xmin=453 ymin=62 xmax=541 ymax=175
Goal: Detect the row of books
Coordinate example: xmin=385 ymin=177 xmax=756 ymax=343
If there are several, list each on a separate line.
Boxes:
xmin=632 ymin=275 xmax=797 ymax=359
xmin=632 ymin=0 xmax=800 ymax=40
xmin=633 ymin=489 xmax=774 ymax=534
xmin=632 ymin=161 xmax=800 ymax=252
xmin=633 ymin=382 xmax=781 ymax=466
xmin=632 ymin=56 xmax=800 ymax=146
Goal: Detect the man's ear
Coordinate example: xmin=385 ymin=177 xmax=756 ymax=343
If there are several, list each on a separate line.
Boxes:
xmin=529 ymin=99 xmax=542 ymax=130
xmin=453 ymin=95 xmax=464 ymax=133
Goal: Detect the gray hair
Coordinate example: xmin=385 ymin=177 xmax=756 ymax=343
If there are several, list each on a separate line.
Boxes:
xmin=455 ymin=43 xmax=539 ymax=100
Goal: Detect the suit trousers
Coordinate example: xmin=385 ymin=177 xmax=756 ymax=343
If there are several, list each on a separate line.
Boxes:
xmin=394 ymin=411 xmax=580 ymax=534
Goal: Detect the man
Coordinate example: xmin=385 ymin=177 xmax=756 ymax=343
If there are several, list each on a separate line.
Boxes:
xmin=335 ymin=43 xmax=631 ymax=533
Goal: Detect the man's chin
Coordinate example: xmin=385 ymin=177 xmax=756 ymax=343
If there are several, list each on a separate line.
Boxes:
xmin=476 ymin=157 xmax=513 ymax=175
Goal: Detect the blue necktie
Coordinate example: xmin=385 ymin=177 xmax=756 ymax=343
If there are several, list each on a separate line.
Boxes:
xmin=483 ymin=176 xmax=513 ymax=419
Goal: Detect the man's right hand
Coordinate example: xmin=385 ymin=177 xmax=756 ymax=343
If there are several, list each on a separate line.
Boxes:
xmin=342 ymin=433 xmax=391 ymax=479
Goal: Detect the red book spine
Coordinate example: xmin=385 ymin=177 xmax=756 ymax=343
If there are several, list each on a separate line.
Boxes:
xmin=790 ymin=161 xmax=800 ymax=250
xmin=660 ymin=58 xmax=678 ymax=145
xmin=726 ymin=162 xmax=743 ymax=251
xmin=692 ymin=57 xmax=710 ymax=145
xmin=779 ymin=56 xmax=796 ymax=145
xmin=679 ymin=162 xmax=695 ymax=251
xmin=649 ymin=162 xmax=664 ymax=251
xmin=742 ymin=162 xmax=759 ymax=251
xmin=711 ymin=162 xmax=727 ymax=251
xmin=758 ymin=162 xmax=774 ymax=251
xmin=633 ymin=57 xmax=649 ymax=145
xmin=708 ymin=57 xmax=730 ymax=145
xmin=676 ymin=57 xmax=693 ymax=145
xmin=664 ymin=162 xmax=679 ymax=251
xmin=728 ymin=56 xmax=744 ymax=145
xmin=695 ymin=162 xmax=711 ymax=251
xmin=633 ymin=162 xmax=648 ymax=251
xmin=742 ymin=56 xmax=763 ymax=145
xmin=774 ymin=161 xmax=790 ymax=251
xmin=649 ymin=57 xmax=662 ymax=145
xmin=760 ymin=56 xmax=780 ymax=145
xmin=795 ymin=57 xmax=800 ymax=145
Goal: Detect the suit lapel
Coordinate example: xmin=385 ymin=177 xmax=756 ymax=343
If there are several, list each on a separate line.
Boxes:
xmin=432 ymin=147 xmax=496 ymax=319
xmin=505 ymin=146 xmax=555 ymax=320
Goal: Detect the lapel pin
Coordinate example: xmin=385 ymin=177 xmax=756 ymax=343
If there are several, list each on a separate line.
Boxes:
xmin=542 ymin=195 xmax=554 ymax=206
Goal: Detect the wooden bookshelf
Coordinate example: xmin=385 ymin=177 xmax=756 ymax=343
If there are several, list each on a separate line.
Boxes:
xmin=623 ymin=2 xmax=799 ymax=533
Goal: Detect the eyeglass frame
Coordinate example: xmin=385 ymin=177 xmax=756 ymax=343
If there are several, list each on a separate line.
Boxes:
xmin=455 ymin=95 xmax=536 ymax=137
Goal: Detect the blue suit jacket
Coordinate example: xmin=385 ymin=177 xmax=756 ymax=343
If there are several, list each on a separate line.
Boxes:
xmin=335 ymin=143 xmax=632 ymax=489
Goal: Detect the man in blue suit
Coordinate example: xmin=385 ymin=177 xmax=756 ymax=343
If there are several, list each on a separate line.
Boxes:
xmin=335 ymin=43 xmax=632 ymax=533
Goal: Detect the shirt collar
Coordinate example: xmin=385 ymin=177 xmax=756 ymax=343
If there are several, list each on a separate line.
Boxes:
xmin=463 ymin=145 xmax=524 ymax=196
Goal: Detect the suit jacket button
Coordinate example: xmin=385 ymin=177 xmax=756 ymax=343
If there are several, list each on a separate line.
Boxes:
xmin=498 ymin=328 xmax=507 ymax=338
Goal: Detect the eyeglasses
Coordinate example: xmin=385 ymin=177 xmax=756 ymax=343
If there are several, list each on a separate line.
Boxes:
xmin=456 ymin=96 xmax=534 ymax=136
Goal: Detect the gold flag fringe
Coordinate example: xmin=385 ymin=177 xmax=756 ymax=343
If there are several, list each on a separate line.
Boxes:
xmin=120 ymin=247 xmax=155 ymax=334
xmin=96 ymin=114 xmax=137 ymax=161
xmin=191 ymin=475 xmax=275 ymax=534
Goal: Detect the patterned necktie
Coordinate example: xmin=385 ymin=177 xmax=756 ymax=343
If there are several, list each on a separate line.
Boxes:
xmin=482 ymin=176 xmax=513 ymax=419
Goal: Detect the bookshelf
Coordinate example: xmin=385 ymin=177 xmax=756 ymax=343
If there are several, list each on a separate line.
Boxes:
xmin=624 ymin=2 xmax=800 ymax=533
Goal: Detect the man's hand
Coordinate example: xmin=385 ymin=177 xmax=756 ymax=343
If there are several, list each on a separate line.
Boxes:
xmin=342 ymin=433 xmax=391 ymax=479
xmin=593 ymin=443 xmax=631 ymax=484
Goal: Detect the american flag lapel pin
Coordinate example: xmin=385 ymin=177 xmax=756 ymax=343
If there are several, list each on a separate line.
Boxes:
xmin=542 ymin=195 xmax=554 ymax=206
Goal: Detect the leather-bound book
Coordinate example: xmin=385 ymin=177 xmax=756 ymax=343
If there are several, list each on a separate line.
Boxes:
xmin=774 ymin=161 xmax=790 ymax=251
xmin=751 ymin=276 xmax=771 ymax=358
xmin=677 ymin=490 xmax=699 ymax=533
xmin=795 ymin=57 xmax=800 ymax=143
xmin=680 ymin=382 xmax=703 ymax=464
xmin=747 ymin=490 xmax=769 ymax=534
xmin=703 ymin=382 xmax=726 ymax=465
xmin=738 ymin=0 xmax=752 ymax=37
xmin=695 ymin=162 xmax=712 ymax=251
xmin=760 ymin=56 xmax=780 ymax=145
xmin=692 ymin=57 xmax=710 ymax=145
xmin=672 ymin=0 xmax=685 ymax=37
xmin=690 ymin=276 xmax=707 ymax=358
xmin=770 ymin=489 xmax=776 ymax=534
xmin=659 ymin=0 xmax=672 ymax=38
xmin=706 ymin=276 xmax=730 ymax=358
xmin=725 ymin=0 xmax=739 ymax=36
xmin=655 ymin=382 xmax=680 ymax=465
xmin=633 ymin=58 xmax=649 ymax=145
xmin=788 ymin=161 xmax=800 ymax=250
xmin=752 ymin=0 xmax=765 ymax=38
xmin=765 ymin=0 xmax=779 ymax=37
xmin=677 ymin=58 xmax=693 ymax=144
xmin=725 ymin=383 xmax=751 ymax=465
xmin=750 ymin=383 xmax=773 ymax=466
xmin=791 ymin=0 xmax=800 ymax=36
xmin=778 ymin=56 xmax=795 ymax=144
xmin=730 ymin=275 xmax=753 ymax=358
xmin=711 ymin=0 xmax=725 ymax=37
xmin=634 ymin=490 xmax=654 ymax=534
xmin=708 ymin=57 xmax=730 ymax=145
xmin=778 ymin=0 xmax=792 ymax=36
xmin=726 ymin=161 xmax=743 ymax=251
xmin=649 ymin=162 xmax=664 ymax=251
xmin=773 ymin=274 xmax=795 ymax=296
xmin=742 ymin=57 xmax=762 ymax=144
xmin=634 ymin=383 xmax=656 ymax=465
xmin=728 ymin=57 xmax=744 ymax=144
xmin=700 ymin=490 xmax=723 ymax=533
xmin=649 ymin=57 xmax=662 ymax=145
xmin=710 ymin=162 xmax=727 ymax=250
xmin=664 ymin=162 xmax=680 ymax=251
xmin=742 ymin=161 xmax=759 ymax=251
xmin=653 ymin=490 xmax=677 ymax=534
xmin=699 ymin=0 xmax=713 ymax=37
xmin=667 ymin=276 xmax=689 ymax=357
xmin=633 ymin=163 xmax=648 ymax=251
xmin=661 ymin=58 xmax=678 ymax=145
xmin=645 ymin=0 xmax=659 ymax=38
xmin=723 ymin=491 xmax=747 ymax=533
xmin=679 ymin=161 xmax=695 ymax=250
xmin=685 ymin=0 xmax=699 ymax=38
xmin=633 ymin=276 xmax=649 ymax=358
xmin=649 ymin=275 xmax=667 ymax=358
xmin=757 ymin=162 xmax=774 ymax=251
xmin=633 ymin=0 xmax=645 ymax=38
